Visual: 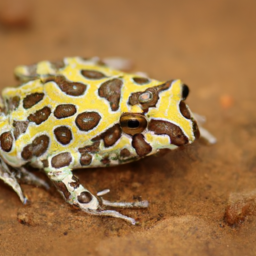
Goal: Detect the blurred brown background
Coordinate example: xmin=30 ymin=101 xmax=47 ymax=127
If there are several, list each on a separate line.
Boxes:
xmin=0 ymin=0 xmax=256 ymax=255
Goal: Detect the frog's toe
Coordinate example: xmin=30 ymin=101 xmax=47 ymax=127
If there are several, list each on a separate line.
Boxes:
xmin=85 ymin=208 xmax=137 ymax=225
xmin=101 ymin=198 xmax=149 ymax=208
xmin=97 ymin=188 xmax=149 ymax=208
xmin=23 ymin=196 xmax=29 ymax=205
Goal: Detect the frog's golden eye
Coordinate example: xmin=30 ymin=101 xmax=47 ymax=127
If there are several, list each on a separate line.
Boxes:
xmin=120 ymin=113 xmax=147 ymax=136
xmin=138 ymin=91 xmax=153 ymax=103
xmin=182 ymin=84 xmax=189 ymax=99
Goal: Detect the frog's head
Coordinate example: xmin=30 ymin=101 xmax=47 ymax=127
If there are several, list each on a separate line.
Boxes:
xmin=119 ymin=79 xmax=199 ymax=157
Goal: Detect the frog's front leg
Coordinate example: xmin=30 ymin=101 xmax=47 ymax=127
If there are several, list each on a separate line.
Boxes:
xmin=0 ymin=159 xmax=27 ymax=203
xmin=44 ymin=164 xmax=148 ymax=225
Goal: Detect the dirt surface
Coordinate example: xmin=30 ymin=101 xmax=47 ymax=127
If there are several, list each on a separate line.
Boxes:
xmin=0 ymin=0 xmax=256 ymax=255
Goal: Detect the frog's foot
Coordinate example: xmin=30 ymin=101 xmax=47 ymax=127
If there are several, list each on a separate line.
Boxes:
xmin=96 ymin=57 xmax=150 ymax=77
xmin=102 ymin=57 xmax=133 ymax=71
xmin=77 ymin=190 xmax=148 ymax=225
xmin=134 ymin=71 xmax=149 ymax=78
xmin=85 ymin=209 xmax=138 ymax=225
xmin=15 ymin=167 xmax=50 ymax=190
xmin=0 ymin=159 xmax=27 ymax=204
xmin=198 ymin=126 xmax=217 ymax=144
xmin=45 ymin=166 xmax=148 ymax=225
xmin=102 ymin=58 xmax=150 ymax=78
xmin=193 ymin=113 xmax=217 ymax=144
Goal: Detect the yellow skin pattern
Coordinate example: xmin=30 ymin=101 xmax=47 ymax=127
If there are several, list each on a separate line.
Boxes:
xmin=0 ymin=57 xmax=195 ymax=169
xmin=0 ymin=57 xmax=198 ymax=224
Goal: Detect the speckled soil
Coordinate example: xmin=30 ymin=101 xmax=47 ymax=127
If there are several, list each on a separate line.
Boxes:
xmin=0 ymin=0 xmax=256 ymax=255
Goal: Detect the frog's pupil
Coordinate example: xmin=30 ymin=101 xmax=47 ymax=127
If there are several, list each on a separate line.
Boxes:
xmin=128 ymin=119 xmax=140 ymax=128
xmin=182 ymin=84 xmax=189 ymax=99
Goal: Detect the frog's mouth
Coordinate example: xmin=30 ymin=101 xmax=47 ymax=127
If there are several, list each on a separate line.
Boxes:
xmin=148 ymin=119 xmax=189 ymax=146
xmin=147 ymin=100 xmax=200 ymax=146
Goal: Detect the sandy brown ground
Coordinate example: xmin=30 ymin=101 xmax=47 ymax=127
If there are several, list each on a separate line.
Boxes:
xmin=0 ymin=0 xmax=256 ymax=255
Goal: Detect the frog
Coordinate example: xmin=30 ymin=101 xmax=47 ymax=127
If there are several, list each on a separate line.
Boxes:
xmin=0 ymin=57 xmax=215 ymax=224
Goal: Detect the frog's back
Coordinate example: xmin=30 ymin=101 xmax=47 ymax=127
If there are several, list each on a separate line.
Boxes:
xmin=0 ymin=57 xmax=161 ymax=169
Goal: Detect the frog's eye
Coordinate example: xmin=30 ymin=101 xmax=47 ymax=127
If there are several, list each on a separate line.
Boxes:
xmin=120 ymin=113 xmax=147 ymax=136
xmin=182 ymin=84 xmax=189 ymax=99
xmin=138 ymin=91 xmax=153 ymax=103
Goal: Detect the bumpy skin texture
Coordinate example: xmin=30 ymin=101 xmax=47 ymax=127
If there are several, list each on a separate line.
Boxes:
xmin=0 ymin=57 xmax=199 ymax=224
